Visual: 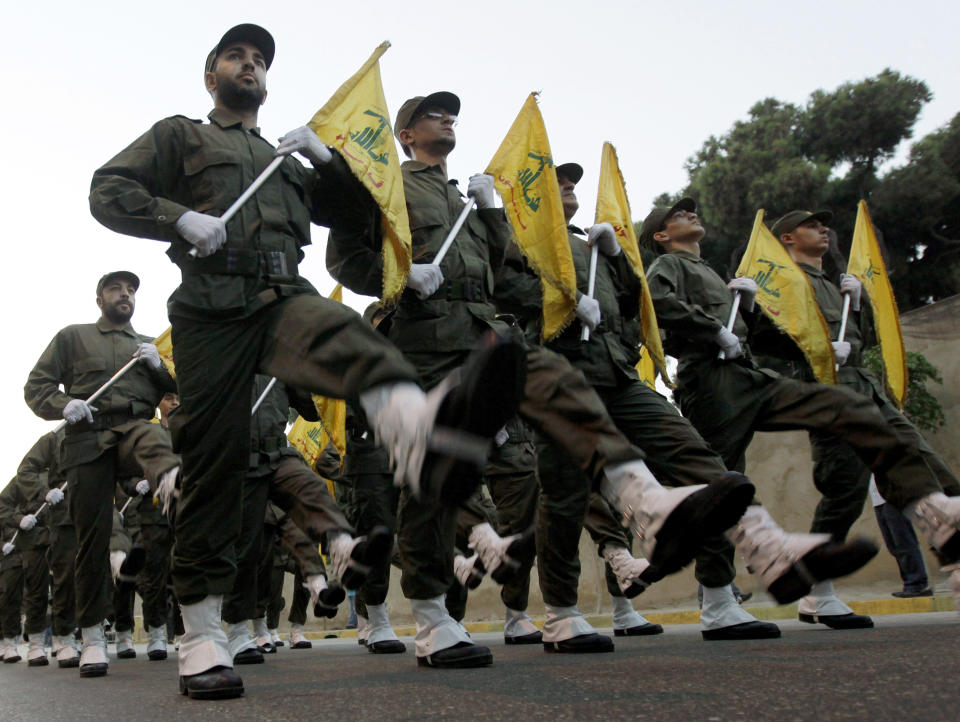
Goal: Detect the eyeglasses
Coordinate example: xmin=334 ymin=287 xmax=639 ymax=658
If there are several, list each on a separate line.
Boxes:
xmin=417 ymin=110 xmax=458 ymax=127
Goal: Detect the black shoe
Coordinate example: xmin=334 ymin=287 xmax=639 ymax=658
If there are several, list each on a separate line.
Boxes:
xmin=798 ymin=612 xmax=874 ymax=629
xmin=58 ymin=656 xmax=80 ymax=668
xmin=505 ymin=630 xmax=543 ymax=645
xmin=290 ymin=639 xmax=312 ymax=650
xmin=337 ymin=526 xmax=393 ymax=590
xmin=256 ymin=641 xmax=276 ymax=654
xmin=543 ymin=633 xmax=614 ymax=653
xmin=367 ymin=639 xmax=406 ymax=654
xmin=28 ymin=656 xmax=49 ymax=667
xmin=417 ymin=642 xmax=493 ymax=668
xmin=642 ymin=472 xmax=755 ymax=586
xmin=419 ymin=333 xmax=526 ymax=505
xmin=892 ymin=587 xmax=933 ymax=598
xmin=179 ymin=666 xmax=244 ymax=700
xmin=116 ymin=648 xmax=137 ymax=659
xmin=768 ymin=537 xmax=879 ymax=605
xmin=357 ymin=638 xmax=367 ymax=646
xmin=79 ymin=662 xmax=108 ymax=677
xmin=702 ymin=621 xmax=781 ymax=641
xmin=614 ymin=623 xmax=664 ymax=637
xmin=232 ymin=648 xmax=264 ymax=665
xmin=147 ymin=649 xmax=168 ymax=661
xmin=3 ymin=654 xmax=21 ymax=664
xmin=313 ymin=582 xmax=347 ymax=618
xmin=274 ymin=640 xmax=284 ymax=648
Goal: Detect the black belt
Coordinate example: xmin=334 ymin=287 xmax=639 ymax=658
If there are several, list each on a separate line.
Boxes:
xmin=181 ymin=248 xmax=299 ymax=283
xmin=422 ymin=278 xmax=487 ymax=302
xmin=64 ymin=411 xmax=147 ymax=436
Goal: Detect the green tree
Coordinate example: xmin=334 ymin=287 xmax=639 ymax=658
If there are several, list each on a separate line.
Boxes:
xmin=862 ymin=348 xmax=946 ymax=432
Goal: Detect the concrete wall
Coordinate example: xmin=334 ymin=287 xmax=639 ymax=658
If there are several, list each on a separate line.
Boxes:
xmin=302 ymin=296 xmax=960 ymax=631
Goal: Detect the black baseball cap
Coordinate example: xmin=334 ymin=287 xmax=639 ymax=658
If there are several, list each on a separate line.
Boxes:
xmin=556 ymin=163 xmax=584 ymax=185
xmin=770 ymin=209 xmax=833 ymax=239
xmin=96 ymin=271 xmax=140 ymax=296
xmin=638 ymin=197 xmax=697 ymax=253
xmin=204 ymin=23 xmax=275 ymax=75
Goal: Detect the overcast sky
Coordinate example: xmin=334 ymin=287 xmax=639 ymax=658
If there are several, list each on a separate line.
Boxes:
xmin=1 ymin=0 xmax=957 ymax=490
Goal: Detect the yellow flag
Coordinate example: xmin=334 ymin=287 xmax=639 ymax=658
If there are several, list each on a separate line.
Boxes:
xmin=307 ymin=42 xmax=411 ymax=303
xmin=486 ymin=93 xmax=576 ymax=340
xmin=848 ymin=200 xmax=907 ymax=406
xmin=152 ymin=327 xmax=175 ymax=378
xmin=635 ymin=347 xmax=657 ymax=390
xmin=286 ymin=416 xmax=329 ymax=468
xmin=594 ymin=142 xmax=670 ymax=386
xmin=736 ymin=210 xmax=837 ymax=384
xmin=307 ymin=285 xmax=348 ymax=458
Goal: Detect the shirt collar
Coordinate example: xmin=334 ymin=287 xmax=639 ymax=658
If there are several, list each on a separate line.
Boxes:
xmin=96 ymin=317 xmax=138 ymax=338
xmin=208 ymin=108 xmax=261 ymax=136
xmin=673 ymin=249 xmax=706 ymax=263
xmin=797 ymin=262 xmax=826 ymax=278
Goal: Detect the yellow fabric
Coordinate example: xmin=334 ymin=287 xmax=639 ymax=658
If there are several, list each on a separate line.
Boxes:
xmin=594 ymin=142 xmax=670 ymax=386
xmin=635 ymin=347 xmax=657 ymax=390
xmin=307 ymin=42 xmax=411 ymax=303
xmin=485 ymin=93 xmax=576 ymax=340
xmin=848 ymin=200 xmax=907 ymax=406
xmin=736 ymin=210 xmax=837 ymax=384
xmin=152 ymin=326 xmax=175 ymax=378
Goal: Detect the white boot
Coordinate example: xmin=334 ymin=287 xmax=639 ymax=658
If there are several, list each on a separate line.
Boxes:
xmin=907 ymin=493 xmax=960 ymax=563
xmin=701 ymin=584 xmax=779 ymax=640
xmin=541 ymin=605 xmax=596 ymax=643
xmin=54 ymin=635 xmax=78 ymax=668
xmin=603 ymin=545 xmax=652 ymax=597
xmin=2 ymin=638 xmax=19 ymax=663
xmin=454 ymin=552 xmax=485 ymax=589
xmin=79 ymin=624 xmax=109 ymax=676
xmin=109 ymin=551 xmax=127 ymax=583
xmin=798 ymin=580 xmax=874 ymax=628
xmin=269 ymin=628 xmax=282 ymax=647
xmin=601 ymin=460 xmax=708 ymax=562
xmin=116 ymin=629 xmax=136 ymax=658
xmin=366 ymin=603 xmax=405 ymax=653
xmin=356 ymin=615 xmax=369 ymax=646
xmin=503 ymin=607 xmax=541 ymax=644
xmin=252 ymin=616 xmax=274 ymax=652
xmin=226 ymin=621 xmax=257 ymax=659
xmin=289 ymin=624 xmax=312 ymax=649
xmin=146 ymin=625 xmax=167 ymax=661
xmin=612 ymin=595 xmax=661 ymax=636
xmin=27 ymin=637 xmax=48 ymax=666
xmin=179 ymin=596 xmax=233 ymax=677
xmin=727 ymin=506 xmax=832 ymax=604
xmin=410 ymin=595 xmax=472 ymax=658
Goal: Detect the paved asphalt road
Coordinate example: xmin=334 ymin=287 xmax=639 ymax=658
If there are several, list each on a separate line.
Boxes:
xmin=0 ymin=613 xmax=956 ymax=721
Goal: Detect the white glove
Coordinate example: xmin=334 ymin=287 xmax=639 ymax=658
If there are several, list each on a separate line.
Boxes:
xmin=45 ymin=488 xmax=64 ymax=505
xmin=406 ymin=263 xmax=444 ymax=300
xmin=2 ymin=542 xmax=13 ymax=556
xmin=303 ymin=574 xmax=328 ymax=602
xmin=154 ymin=466 xmax=181 ymax=516
xmin=133 ymin=343 xmax=162 ymax=370
xmin=176 ymin=211 xmax=226 ymax=258
xmin=19 ymin=515 xmax=37 ymax=531
xmin=840 ymin=273 xmax=862 ymax=311
xmin=715 ymin=328 xmax=742 ymax=360
xmin=586 ymin=222 xmax=621 ymax=257
xmin=135 ymin=479 xmax=151 ymax=496
xmin=467 ymin=174 xmax=496 ymax=209
xmin=727 ymin=277 xmax=758 ymax=312
xmin=832 ymin=341 xmax=852 ymax=366
xmin=63 ymin=399 xmax=97 ymax=425
xmin=276 ymin=126 xmax=332 ymax=166
xmin=576 ymin=295 xmax=601 ymax=331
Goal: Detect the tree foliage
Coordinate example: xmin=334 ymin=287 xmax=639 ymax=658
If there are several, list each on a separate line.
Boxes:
xmin=652 ymin=69 xmax=959 ymax=308
xmin=862 ymin=348 xmax=946 ymax=432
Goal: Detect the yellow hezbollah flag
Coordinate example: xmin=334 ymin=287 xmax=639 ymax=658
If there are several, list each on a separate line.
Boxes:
xmin=594 ymin=142 xmax=670 ymax=386
xmin=635 ymin=347 xmax=657 ymax=390
xmin=486 ymin=93 xmax=576 ymax=340
xmin=736 ymin=210 xmax=837 ymax=384
xmin=152 ymin=327 xmax=175 ymax=378
xmin=848 ymin=200 xmax=907 ymax=406
xmin=307 ymin=42 xmax=411 ymax=303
